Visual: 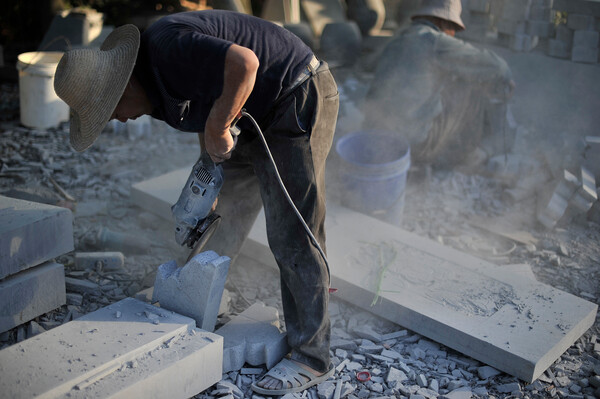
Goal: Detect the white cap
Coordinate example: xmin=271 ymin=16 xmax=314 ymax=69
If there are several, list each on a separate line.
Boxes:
xmin=412 ymin=0 xmax=466 ymax=30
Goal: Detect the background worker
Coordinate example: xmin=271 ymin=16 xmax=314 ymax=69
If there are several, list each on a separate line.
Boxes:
xmin=363 ymin=0 xmax=516 ymax=170
xmin=54 ymin=10 xmax=339 ymax=395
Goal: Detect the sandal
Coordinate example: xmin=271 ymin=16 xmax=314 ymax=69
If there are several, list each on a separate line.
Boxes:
xmin=251 ymin=358 xmax=335 ymax=395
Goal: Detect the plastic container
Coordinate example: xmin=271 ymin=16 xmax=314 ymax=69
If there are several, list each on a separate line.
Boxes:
xmin=16 ymin=51 xmax=69 ymax=129
xmin=335 ymin=130 xmax=411 ymax=215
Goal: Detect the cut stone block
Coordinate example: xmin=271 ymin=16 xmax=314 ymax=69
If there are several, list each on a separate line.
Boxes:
xmin=240 ymin=204 xmax=598 ymax=383
xmin=65 ymin=276 xmax=100 ymax=294
xmin=572 ymin=45 xmax=599 ymax=63
xmin=0 ymin=298 xmax=203 ymax=398
xmin=65 ymin=329 xmax=222 ymax=399
xmin=554 ymin=0 xmax=600 ymax=17
xmin=555 ymin=25 xmax=574 ymax=44
xmin=0 ymin=195 xmax=74 ymax=280
xmin=74 ymin=251 xmax=125 ymax=271
xmin=510 ymin=33 xmax=539 ymax=52
xmin=301 ymin=0 xmax=347 ymax=37
xmin=573 ymin=30 xmax=600 ymax=47
xmin=496 ymin=18 xmax=527 ymax=35
xmin=152 ymin=251 xmax=230 ymax=331
xmin=537 ymin=169 xmax=580 ymax=228
xmin=529 ymin=5 xmax=552 ymax=21
xmin=468 ymin=0 xmax=491 ymax=13
xmin=0 ymin=261 xmax=66 ymax=333
xmin=469 ymin=11 xmax=493 ymax=26
xmin=215 ymin=301 xmax=289 ymax=373
xmin=548 ymin=38 xmax=572 ymax=58
xmin=570 ymin=166 xmax=598 ymax=212
xmin=527 ymin=20 xmax=552 ymax=37
xmin=501 ymin=0 xmax=532 ymax=21
xmin=567 ymin=13 xmax=596 ymax=31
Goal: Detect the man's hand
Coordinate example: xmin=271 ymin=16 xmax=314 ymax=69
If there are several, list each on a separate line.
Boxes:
xmin=204 ymin=120 xmax=235 ymax=163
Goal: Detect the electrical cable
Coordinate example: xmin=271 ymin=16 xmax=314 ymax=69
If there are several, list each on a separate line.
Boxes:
xmin=240 ymin=110 xmax=330 ymax=274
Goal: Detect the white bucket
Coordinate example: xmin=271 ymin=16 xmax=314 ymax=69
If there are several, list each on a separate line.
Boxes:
xmin=17 ymin=51 xmax=69 ymax=129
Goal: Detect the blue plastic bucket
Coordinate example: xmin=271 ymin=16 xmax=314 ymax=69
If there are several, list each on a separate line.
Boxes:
xmin=335 ymin=130 xmax=410 ymax=214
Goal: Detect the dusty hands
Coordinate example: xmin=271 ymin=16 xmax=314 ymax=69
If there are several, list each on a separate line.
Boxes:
xmin=204 ymin=127 xmax=235 ymax=163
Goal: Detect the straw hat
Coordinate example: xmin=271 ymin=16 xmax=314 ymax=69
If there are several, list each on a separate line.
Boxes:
xmin=412 ymin=0 xmax=466 ymax=30
xmin=54 ymin=24 xmax=140 ymax=152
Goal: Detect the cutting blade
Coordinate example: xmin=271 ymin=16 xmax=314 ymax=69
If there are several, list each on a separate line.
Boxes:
xmin=186 ymin=213 xmax=222 ymax=262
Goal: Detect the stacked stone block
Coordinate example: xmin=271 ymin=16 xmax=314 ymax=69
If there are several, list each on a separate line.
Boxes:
xmin=548 ymin=4 xmax=600 ymax=63
xmin=495 ymin=0 xmax=552 ymax=52
xmin=0 ymin=196 xmax=73 ymax=333
xmin=460 ymin=0 xmax=495 ymax=42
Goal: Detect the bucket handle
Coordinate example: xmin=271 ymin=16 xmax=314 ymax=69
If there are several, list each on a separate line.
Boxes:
xmin=19 ymin=36 xmax=72 ymax=72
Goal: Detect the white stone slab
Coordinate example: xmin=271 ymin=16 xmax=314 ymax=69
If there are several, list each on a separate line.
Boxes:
xmin=0 ymin=261 xmax=66 ymax=333
xmin=0 ymin=195 xmax=74 ymax=280
xmin=215 ymin=301 xmax=289 ymax=373
xmin=130 ymin=168 xmax=188 ymax=221
xmin=63 ymin=329 xmax=222 ymax=399
xmin=0 ymin=298 xmax=196 ymax=399
xmin=240 ymin=205 xmax=598 ymax=382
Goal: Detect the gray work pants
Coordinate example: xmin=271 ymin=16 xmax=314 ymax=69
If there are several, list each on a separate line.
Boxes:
xmin=205 ymin=61 xmax=339 ymax=373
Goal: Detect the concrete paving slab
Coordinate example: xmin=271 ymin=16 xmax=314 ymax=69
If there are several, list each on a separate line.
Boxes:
xmin=0 ymin=261 xmax=66 ymax=333
xmin=153 ymin=251 xmax=230 ymax=331
xmin=0 ymin=195 xmax=74 ymax=280
xmin=63 ymin=328 xmax=222 ymax=399
xmin=0 ymin=298 xmax=196 ymax=398
xmin=240 ymin=205 xmax=597 ymax=382
xmin=215 ymin=301 xmax=289 ymax=373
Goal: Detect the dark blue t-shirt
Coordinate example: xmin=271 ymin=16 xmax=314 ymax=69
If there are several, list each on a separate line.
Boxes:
xmin=134 ymin=10 xmax=313 ymax=132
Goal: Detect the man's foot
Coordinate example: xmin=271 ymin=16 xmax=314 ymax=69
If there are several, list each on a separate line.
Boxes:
xmin=251 ymin=358 xmax=334 ymax=395
xmin=256 ymin=360 xmax=321 ymax=390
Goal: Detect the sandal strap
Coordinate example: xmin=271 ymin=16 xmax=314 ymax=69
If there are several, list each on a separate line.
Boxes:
xmin=262 ymin=358 xmax=315 ymax=389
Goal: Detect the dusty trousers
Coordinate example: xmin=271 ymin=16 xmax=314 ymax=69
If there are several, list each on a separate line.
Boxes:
xmin=204 ymin=61 xmax=339 ymax=373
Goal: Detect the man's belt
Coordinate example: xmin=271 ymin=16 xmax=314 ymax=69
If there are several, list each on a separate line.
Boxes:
xmin=288 ymin=55 xmax=320 ymax=93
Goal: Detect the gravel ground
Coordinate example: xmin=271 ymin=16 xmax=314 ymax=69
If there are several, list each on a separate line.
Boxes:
xmin=0 ymin=59 xmax=599 ymax=399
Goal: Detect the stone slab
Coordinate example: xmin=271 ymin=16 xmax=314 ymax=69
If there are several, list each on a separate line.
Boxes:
xmin=0 ymin=261 xmax=66 ymax=333
xmin=501 ymin=0 xmax=532 ymax=20
xmin=130 ymin=168 xmax=188 ymax=221
xmin=573 ymin=29 xmax=600 ymax=47
xmin=153 ymin=251 xmax=230 ymax=331
xmin=0 ymin=195 xmax=74 ymax=280
xmin=554 ymin=0 xmax=600 ymax=17
xmin=567 ymin=13 xmax=598 ymax=30
xmin=240 ymin=204 xmax=598 ymax=383
xmin=547 ymin=39 xmax=572 ymax=58
xmin=572 ymin=44 xmax=599 ymax=63
xmin=215 ymin=301 xmax=289 ymax=373
xmin=0 ymin=298 xmax=196 ymax=398
xmin=63 ymin=329 xmax=222 ymax=399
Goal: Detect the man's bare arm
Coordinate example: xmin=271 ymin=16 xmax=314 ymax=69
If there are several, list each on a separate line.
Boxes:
xmin=203 ymin=44 xmax=259 ymax=162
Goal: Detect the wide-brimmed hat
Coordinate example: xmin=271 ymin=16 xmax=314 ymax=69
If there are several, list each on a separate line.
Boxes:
xmin=54 ymin=24 xmax=140 ymax=152
xmin=412 ymin=0 xmax=466 ymax=30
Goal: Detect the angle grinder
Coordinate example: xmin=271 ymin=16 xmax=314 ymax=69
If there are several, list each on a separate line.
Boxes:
xmin=171 ymin=116 xmax=241 ymax=262
xmin=171 ymin=110 xmax=330 ymax=278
